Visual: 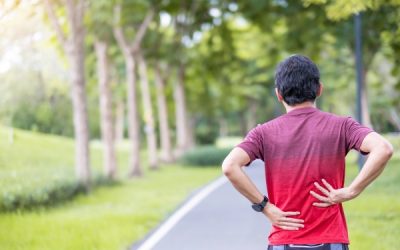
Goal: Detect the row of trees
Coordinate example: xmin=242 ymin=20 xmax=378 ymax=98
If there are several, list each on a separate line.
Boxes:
xmin=2 ymin=0 xmax=399 ymax=187
xmin=42 ymin=0 xmax=215 ymax=186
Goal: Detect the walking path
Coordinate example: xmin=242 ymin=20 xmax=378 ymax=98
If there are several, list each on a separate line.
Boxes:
xmin=132 ymin=160 xmax=271 ymax=250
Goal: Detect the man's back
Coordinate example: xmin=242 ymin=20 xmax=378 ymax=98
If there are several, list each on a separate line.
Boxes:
xmin=238 ymin=107 xmax=372 ymax=244
xmin=223 ymin=55 xmax=392 ymax=250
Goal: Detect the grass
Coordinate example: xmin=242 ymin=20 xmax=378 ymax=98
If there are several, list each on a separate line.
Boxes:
xmin=0 ymin=166 xmax=220 ymax=250
xmin=0 ymin=126 xmax=222 ymax=249
xmin=0 ymin=126 xmax=133 ymax=189
xmin=0 ymin=125 xmax=137 ymax=211
xmin=344 ymin=138 xmax=400 ymax=249
xmin=0 ymin=126 xmax=75 ymax=193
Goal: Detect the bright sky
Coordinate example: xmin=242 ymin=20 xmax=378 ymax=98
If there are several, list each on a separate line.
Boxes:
xmin=0 ymin=0 xmax=45 ymax=73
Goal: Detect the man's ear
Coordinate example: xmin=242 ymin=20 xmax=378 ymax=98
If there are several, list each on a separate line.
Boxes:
xmin=317 ymin=83 xmax=323 ymax=97
xmin=275 ymin=88 xmax=283 ymax=102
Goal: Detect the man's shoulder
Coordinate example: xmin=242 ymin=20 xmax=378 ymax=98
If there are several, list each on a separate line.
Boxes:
xmin=255 ymin=116 xmax=285 ymax=131
xmin=316 ymin=110 xmax=352 ymax=122
xmin=258 ymin=116 xmax=281 ymax=126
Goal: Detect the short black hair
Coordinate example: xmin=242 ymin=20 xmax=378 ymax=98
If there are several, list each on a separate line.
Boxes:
xmin=275 ymin=55 xmax=320 ymax=106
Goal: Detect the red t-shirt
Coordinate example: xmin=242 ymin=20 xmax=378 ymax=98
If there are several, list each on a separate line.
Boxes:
xmin=237 ymin=107 xmax=373 ymax=245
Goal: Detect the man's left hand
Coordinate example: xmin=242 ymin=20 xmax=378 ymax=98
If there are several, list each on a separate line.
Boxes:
xmin=310 ymin=179 xmax=358 ymax=207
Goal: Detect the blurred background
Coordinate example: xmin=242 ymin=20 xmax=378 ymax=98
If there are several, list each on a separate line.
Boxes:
xmin=0 ymin=0 xmax=399 ymax=249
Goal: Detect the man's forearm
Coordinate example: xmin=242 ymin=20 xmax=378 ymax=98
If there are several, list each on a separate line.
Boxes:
xmin=222 ymin=163 xmax=264 ymax=204
xmin=222 ymin=148 xmax=304 ymax=230
xmin=349 ymin=145 xmax=393 ymax=196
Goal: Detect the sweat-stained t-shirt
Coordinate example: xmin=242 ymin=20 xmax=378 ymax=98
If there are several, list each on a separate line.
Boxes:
xmin=236 ymin=107 xmax=373 ymax=245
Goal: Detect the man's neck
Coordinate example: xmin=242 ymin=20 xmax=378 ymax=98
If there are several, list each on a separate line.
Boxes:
xmin=284 ymin=102 xmax=316 ymax=113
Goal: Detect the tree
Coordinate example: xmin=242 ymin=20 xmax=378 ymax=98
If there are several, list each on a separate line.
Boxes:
xmin=174 ymin=63 xmax=190 ymax=155
xmin=136 ymin=51 xmax=158 ymax=169
xmin=154 ymin=63 xmax=174 ymax=162
xmin=94 ymin=40 xmax=117 ymax=179
xmin=113 ymin=1 xmax=154 ymax=176
xmin=142 ymin=16 xmax=175 ymax=163
xmin=185 ymin=16 xmax=278 ymax=137
xmin=88 ymin=0 xmax=118 ymax=179
xmin=303 ymin=0 xmax=400 ymax=127
xmin=166 ymin=1 xmax=215 ymax=154
xmin=44 ymin=0 xmax=90 ymax=186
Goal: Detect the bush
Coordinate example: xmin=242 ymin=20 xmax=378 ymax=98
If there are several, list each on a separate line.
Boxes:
xmin=180 ymin=146 xmax=232 ymax=167
xmin=0 ymin=179 xmax=87 ymax=212
xmin=0 ymin=175 xmax=119 ymax=212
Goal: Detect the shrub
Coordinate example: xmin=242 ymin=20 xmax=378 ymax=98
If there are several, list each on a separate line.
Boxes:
xmin=0 ymin=175 xmax=119 ymax=212
xmin=180 ymin=146 xmax=232 ymax=167
xmin=0 ymin=179 xmax=85 ymax=212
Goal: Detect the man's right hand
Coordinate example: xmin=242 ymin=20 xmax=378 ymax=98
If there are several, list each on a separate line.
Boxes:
xmin=262 ymin=203 xmax=304 ymax=230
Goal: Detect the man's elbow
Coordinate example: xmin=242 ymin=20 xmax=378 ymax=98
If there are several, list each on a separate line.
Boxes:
xmin=375 ymin=138 xmax=394 ymax=161
xmin=221 ymin=160 xmax=237 ymax=178
xmin=382 ymin=140 xmax=394 ymax=160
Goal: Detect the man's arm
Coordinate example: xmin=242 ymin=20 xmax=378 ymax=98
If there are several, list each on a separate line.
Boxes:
xmin=222 ymin=147 xmax=304 ymax=230
xmin=310 ymin=132 xmax=393 ymax=207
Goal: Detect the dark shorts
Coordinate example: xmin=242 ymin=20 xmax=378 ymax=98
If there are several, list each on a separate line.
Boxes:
xmin=268 ymin=243 xmax=349 ymax=250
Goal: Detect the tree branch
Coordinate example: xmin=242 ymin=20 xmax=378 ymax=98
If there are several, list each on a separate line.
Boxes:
xmin=113 ymin=4 xmax=130 ymax=55
xmin=131 ymin=8 xmax=155 ymax=51
xmin=43 ymin=0 xmax=68 ymax=51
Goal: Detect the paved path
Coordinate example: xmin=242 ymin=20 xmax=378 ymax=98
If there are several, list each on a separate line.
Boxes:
xmin=132 ymin=160 xmax=271 ymax=250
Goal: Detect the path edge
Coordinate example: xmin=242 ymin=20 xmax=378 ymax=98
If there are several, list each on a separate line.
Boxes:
xmin=130 ymin=175 xmax=228 ymax=250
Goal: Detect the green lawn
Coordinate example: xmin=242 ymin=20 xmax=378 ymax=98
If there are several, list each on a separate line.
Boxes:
xmin=0 ymin=125 xmax=135 ymax=189
xmin=0 ymin=165 xmax=220 ymax=250
xmin=344 ymin=148 xmax=400 ymax=249
xmin=0 ymin=126 xmax=221 ymax=249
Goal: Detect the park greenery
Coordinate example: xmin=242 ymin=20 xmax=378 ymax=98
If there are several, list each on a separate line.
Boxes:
xmin=1 ymin=0 xmax=400 ymax=185
xmin=0 ymin=0 xmax=400 ymax=249
xmin=180 ymin=145 xmax=232 ymax=166
xmin=0 ymin=126 xmax=398 ymax=249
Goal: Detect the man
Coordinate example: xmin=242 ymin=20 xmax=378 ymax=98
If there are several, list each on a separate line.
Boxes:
xmin=222 ymin=55 xmax=393 ymax=250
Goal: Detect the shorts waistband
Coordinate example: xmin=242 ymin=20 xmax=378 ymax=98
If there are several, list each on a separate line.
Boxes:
xmin=268 ymin=243 xmax=349 ymax=250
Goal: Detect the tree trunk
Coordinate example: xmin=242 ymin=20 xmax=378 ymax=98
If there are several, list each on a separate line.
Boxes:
xmin=95 ymin=40 xmax=117 ymax=179
xmin=68 ymin=2 xmax=90 ymax=186
xmin=239 ymin=111 xmax=247 ymax=135
xmin=174 ymin=63 xmax=189 ymax=157
xmin=154 ymin=64 xmax=173 ymax=163
xmin=246 ymin=98 xmax=258 ymax=131
xmin=186 ymin=115 xmax=195 ymax=149
xmin=68 ymin=52 xmax=91 ymax=186
xmin=112 ymin=5 xmax=154 ymax=177
xmin=361 ymin=69 xmax=372 ymax=128
xmin=219 ymin=119 xmax=228 ymax=138
xmin=125 ymin=51 xmax=142 ymax=177
xmin=137 ymin=53 xmax=158 ymax=170
xmin=44 ymin=0 xmax=91 ymax=186
xmin=114 ymin=99 xmax=125 ymax=143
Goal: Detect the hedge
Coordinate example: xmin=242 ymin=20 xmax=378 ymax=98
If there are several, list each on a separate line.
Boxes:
xmin=0 ymin=175 xmax=118 ymax=212
xmin=180 ymin=146 xmax=232 ymax=167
